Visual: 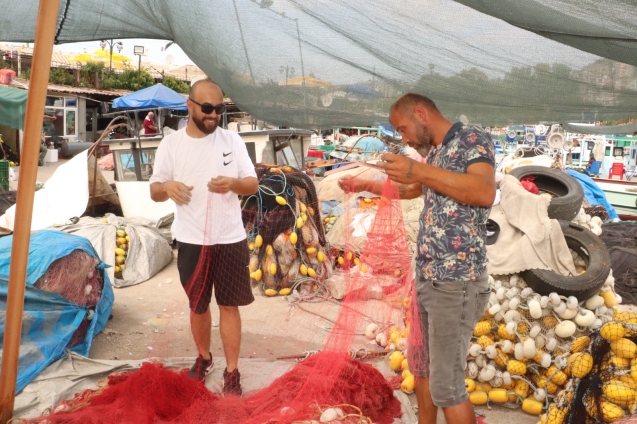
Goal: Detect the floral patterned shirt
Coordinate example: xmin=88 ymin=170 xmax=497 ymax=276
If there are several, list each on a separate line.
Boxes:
xmin=416 ymin=122 xmax=495 ymax=281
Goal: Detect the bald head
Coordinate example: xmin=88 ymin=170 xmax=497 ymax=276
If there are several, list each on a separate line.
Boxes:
xmin=189 ymin=78 xmax=223 ymax=99
xmin=390 ymin=93 xmax=439 ymax=116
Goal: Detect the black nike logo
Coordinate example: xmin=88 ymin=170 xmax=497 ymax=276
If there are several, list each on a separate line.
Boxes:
xmin=224 ymin=160 xmax=232 ymax=166
xmin=223 ymin=151 xmax=232 ymax=157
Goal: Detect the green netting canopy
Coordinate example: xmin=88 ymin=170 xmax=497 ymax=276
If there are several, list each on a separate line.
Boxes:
xmin=0 ymin=84 xmax=27 ymax=129
xmin=0 ymin=0 xmax=636 ymax=128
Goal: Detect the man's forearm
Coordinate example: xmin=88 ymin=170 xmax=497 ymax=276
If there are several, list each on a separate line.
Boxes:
xmin=415 ymin=163 xmax=495 ymax=206
xmin=231 ymin=177 xmax=259 ymax=196
xmin=150 ymin=182 xmax=169 ymax=202
xmin=355 ymin=179 xmax=421 ymax=199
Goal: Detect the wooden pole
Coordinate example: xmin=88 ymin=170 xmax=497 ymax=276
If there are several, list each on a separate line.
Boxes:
xmin=0 ymin=1 xmax=60 ymax=422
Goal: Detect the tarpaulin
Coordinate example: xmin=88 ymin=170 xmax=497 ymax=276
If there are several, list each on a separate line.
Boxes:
xmin=0 ymin=84 xmax=27 ymax=129
xmin=112 ymin=83 xmax=187 ymax=110
xmin=566 ymin=169 xmax=620 ymax=221
xmin=0 ymin=230 xmax=114 ymax=393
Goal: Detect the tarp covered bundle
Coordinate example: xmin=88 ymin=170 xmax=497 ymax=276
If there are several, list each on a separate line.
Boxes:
xmin=0 ymin=1 xmax=636 ymax=127
xmin=0 ymin=230 xmax=114 ymax=393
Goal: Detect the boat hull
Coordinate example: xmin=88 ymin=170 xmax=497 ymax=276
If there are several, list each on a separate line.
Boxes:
xmin=593 ymin=178 xmax=637 ymax=218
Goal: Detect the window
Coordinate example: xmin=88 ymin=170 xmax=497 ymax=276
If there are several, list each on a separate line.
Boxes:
xmin=43 ymin=96 xmax=78 ymax=139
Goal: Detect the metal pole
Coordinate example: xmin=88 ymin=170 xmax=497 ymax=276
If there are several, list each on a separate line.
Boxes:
xmin=295 ymin=19 xmax=308 ymax=121
xmin=137 ymin=54 xmax=141 ymax=90
xmin=0 ymin=1 xmax=60 ymax=422
xmin=109 ymin=39 xmax=113 ymax=73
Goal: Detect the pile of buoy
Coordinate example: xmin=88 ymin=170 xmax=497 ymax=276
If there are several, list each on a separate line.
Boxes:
xmin=114 ymin=227 xmax=129 ymax=279
xmin=461 ymin=272 xmax=623 ymax=422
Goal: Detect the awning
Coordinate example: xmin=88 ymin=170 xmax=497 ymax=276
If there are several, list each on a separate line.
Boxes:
xmin=562 ymin=122 xmax=637 ymax=135
xmin=112 ymin=83 xmax=187 ymax=110
xmin=0 ymin=85 xmax=27 ymax=129
xmin=1 ymin=1 xmax=637 ymax=128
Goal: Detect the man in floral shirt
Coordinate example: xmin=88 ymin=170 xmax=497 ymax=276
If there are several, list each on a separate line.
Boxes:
xmin=339 ymin=93 xmax=495 ymax=424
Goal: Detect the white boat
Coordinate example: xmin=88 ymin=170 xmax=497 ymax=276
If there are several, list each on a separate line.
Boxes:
xmin=591 ymin=178 xmax=637 ymax=220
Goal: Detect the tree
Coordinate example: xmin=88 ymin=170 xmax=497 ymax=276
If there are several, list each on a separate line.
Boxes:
xmin=49 ymin=67 xmax=75 ymax=85
xmin=79 ymin=62 xmax=105 ymax=87
xmin=162 ymin=75 xmax=190 ymax=94
xmin=102 ymin=68 xmax=155 ymax=91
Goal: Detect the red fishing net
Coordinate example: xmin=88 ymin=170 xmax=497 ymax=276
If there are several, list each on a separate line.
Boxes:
xmin=30 ymin=166 xmax=424 ymax=424
xmin=33 ymin=249 xmax=104 ymax=347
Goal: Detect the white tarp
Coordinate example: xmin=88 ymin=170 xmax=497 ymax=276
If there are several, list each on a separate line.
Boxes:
xmin=0 ymin=151 xmax=89 ymax=231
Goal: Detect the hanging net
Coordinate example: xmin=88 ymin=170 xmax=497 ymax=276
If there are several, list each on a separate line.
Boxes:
xmin=2 ymin=1 xmax=637 ymax=127
xmin=27 ymin=167 xmax=423 ymax=424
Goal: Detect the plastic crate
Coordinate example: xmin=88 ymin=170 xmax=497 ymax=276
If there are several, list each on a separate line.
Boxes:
xmin=317 ymin=144 xmax=336 ymax=152
xmin=0 ymin=160 xmax=9 ymax=191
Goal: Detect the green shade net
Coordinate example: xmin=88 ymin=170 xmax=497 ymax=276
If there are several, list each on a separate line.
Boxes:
xmin=0 ymin=0 xmax=636 ymax=128
xmin=0 ymin=84 xmax=27 ymax=129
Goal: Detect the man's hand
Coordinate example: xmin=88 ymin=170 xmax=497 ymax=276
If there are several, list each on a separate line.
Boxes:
xmin=376 ymin=153 xmax=421 ymax=185
xmin=164 ymin=181 xmax=193 ymax=205
xmin=208 ymin=176 xmax=235 ymax=194
xmin=338 ymin=175 xmax=359 ymax=193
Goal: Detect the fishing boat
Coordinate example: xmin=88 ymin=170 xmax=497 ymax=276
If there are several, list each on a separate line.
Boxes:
xmin=591 ymin=178 xmax=637 ymax=219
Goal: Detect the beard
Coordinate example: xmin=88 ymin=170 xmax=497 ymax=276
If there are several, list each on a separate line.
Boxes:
xmin=412 ymin=121 xmax=432 ymax=156
xmin=192 ymin=113 xmax=219 ymax=135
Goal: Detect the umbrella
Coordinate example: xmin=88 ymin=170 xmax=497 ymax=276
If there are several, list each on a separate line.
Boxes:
xmin=278 ymin=75 xmax=331 ymax=87
xmin=69 ymin=49 xmax=133 ymax=69
xmin=112 ymin=83 xmax=187 ymax=110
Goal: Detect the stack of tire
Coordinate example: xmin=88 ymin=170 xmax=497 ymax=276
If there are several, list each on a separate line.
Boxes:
xmin=507 ymin=166 xmax=609 ymax=299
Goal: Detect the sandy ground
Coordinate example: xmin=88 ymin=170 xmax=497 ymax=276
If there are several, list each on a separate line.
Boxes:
xmin=17 ymin=158 xmax=543 ymax=423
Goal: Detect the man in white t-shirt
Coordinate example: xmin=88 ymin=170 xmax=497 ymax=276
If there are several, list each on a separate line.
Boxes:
xmin=150 ymin=79 xmax=258 ymax=395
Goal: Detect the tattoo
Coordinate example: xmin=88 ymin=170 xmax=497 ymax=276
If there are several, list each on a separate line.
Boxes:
xmin=406 ymin=160 xmax=414 ymax=179
xmin=398 ymin=184 xmax=407 ymax=199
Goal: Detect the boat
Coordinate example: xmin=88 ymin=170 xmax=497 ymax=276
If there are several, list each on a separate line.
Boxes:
xmin=591 ymin=178 xmax=637 ymax=220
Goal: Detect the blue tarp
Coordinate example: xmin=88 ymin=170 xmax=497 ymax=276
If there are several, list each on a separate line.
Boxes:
xmin=566 ymin=170 xmax=620 ymax=221
xmin=0 ymin=230 xmax=114 ymax=393
xmin=330 ymin=135 xmax=387 ymax=163
xmin=379 ymin=125 xmax=401 ymax=140
xmin=344 ymin=84 xmax=381 ymax=99
xmin=112 ymin=83 xmax=187 ymax=110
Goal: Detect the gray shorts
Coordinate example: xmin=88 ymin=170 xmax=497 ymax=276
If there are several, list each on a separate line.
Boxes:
xmin=408 ymin=272 xmax=490 ymax=408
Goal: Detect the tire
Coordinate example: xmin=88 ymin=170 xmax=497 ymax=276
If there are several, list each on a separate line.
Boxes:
xmin=521 ymin=221 xmax=610 ymax=300
xmin=508 ymin=165 xmax=583 ymax=221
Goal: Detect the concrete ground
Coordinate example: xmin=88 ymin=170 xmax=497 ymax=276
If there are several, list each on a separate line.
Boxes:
xmin=18 ymin=158 xmax=541 ymax=424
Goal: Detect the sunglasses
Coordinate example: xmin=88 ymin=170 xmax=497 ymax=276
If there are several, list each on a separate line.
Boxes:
xmin=189 ymin=98 xmax=226 ymax=115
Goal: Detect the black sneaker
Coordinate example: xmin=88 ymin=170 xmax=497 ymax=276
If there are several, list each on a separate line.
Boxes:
xmin=186 ymin=352 xmax=213 ymax=382
xmin=223 ymin=368 xmax=242 ymax=396
xmin=38 ymin=160 xmax=44 ymax=167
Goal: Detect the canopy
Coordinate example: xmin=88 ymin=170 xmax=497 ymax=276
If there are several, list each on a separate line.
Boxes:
xmin=0 ymin=1 xmax=637 ymax=128
xmin=112 ymin=83 xmax=187 ymax=110
xmin=0 ymin=85 xmax=27 ymax=129
xmin=69 ymin=50 xmax=133 ymax=69
xmin=279 ymin=76 xmax=331 ymax=87
xmin=562 ymin=122 xmax=637 ymax=135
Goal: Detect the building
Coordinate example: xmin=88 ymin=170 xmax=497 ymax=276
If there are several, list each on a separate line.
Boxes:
xmin=0 ymin=79 xmax=130 ymax=157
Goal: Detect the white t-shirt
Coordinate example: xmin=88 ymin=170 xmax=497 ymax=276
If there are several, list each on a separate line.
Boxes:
xmin=150 ymin=127 xmax=256 ymax=245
